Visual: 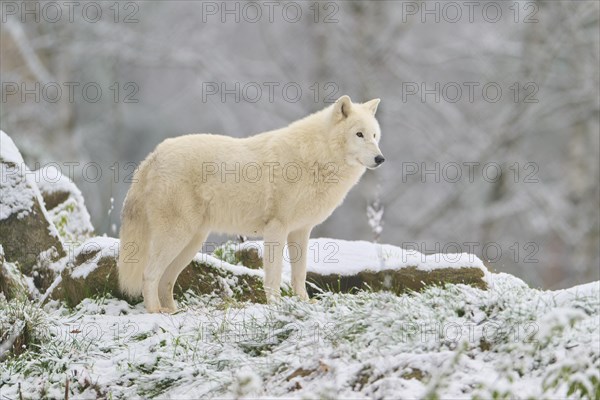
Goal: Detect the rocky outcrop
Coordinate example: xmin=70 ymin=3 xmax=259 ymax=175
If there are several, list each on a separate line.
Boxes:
xmin=55 ymin=238 xmax=488 ymax=307
xmin=36 ymin=165 xmax=94 ymax=244
xmin=234 ymin=245 xmax=487 ymax=295
xmin=56 ymin=238 xmax=266 ymax=307
xmin=305 ymin=266 xmax=486 ymax=296
xmin=0 ymin=131 xmax=64 ymax=291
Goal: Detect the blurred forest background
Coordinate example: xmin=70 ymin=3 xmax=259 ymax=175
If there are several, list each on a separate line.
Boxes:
xmin=1 ymin=1 xmax=598 ymax=289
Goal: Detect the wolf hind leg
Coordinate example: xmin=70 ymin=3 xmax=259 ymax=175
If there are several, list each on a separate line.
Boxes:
xmin=143 ymin=231 xmax=193 ymax=313
xmin=158 ymin=230 xmax=208 ymax=312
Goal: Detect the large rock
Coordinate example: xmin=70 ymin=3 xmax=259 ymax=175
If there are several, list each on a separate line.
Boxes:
xmin=235 ymin=239 xmax=488 ymax=295
xmin=305 ymin=266 xmax=486 ymax=296
xmin=35 ymin=165 xmax=94 ymax=245
xmin=56 ymin=237 xmax=266 ymax=307
xmin=56 ymin=237 xmax=488 ymax=307
xmin=0 ymin=131 xmax=64 ymax=291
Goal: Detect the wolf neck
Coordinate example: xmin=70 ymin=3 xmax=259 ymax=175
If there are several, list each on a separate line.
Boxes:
xmin=286 ymin=107 xmax=363 ymax=178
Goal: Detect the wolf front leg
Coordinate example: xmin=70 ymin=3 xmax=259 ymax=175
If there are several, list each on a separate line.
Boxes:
xmin=287 ymin=227 xmax=311 ymax=300
xmin=262 ymin=221 xmax=287 ymax=303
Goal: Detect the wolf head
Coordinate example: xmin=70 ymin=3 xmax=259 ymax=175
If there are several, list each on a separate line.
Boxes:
xmin=330 ymin=95 xmax=384 ymax=170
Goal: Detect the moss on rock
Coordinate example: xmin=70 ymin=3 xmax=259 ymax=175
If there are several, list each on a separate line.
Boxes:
xmin=57 ymin=240 xmax=266 ymax=307
xmin=1 ymin=136 xmax=65 ymax=292
xmin=306 ymin=266 xmax=487 ymax=296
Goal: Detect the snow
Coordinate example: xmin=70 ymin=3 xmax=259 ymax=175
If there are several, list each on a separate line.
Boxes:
xmin=0 ymin=131 xmax=63 ymax=244
xmin=64 ymin=237 xmax=485 ymax=291
xmin=70 ymin=237 xmax=120 ymax=279
xmin=0 ymin=164 xmax=35 ymax=220
xmin=541 ymin=281 xmax=600 ymax=306
xmin=35 ymin=165 xmax=94 ymax=244
xmin=0 ymin=131 xmax=36 ymax=220
xmin=67 ymin=238 xmax=266 ymax=281
xmin=194 ymin=252 xmax=264 ymax=278
xmin=34 ymin=165 xmax=76 ymax=196
xmin=1 ymin=273 xmax=597 ymax=399
xmin=0 ymin=130 xmax=24 ymax=165
xmin=239 ymin=238 xmax=486 ymax=277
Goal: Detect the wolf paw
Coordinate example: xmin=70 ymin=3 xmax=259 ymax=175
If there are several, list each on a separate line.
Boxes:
xmin=147 ymin=306 xmax=176 ymax=314
xmin=293 ymin=288 xmax=309 ymax=301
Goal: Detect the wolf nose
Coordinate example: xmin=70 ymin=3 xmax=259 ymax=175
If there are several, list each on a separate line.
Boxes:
xmin=374 ymin=155 xmax=385 ymax=165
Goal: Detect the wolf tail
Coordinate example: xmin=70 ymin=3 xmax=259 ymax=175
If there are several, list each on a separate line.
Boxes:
xmin=117 ymin=159 xmax=152 ymax=298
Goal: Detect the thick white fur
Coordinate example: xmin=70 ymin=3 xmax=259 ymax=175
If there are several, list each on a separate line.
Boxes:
xmin=117 ymin=95 xmax=384 ymax=312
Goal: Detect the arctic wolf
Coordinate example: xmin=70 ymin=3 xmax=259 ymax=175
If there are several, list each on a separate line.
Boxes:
xmin=118 ymin=95 xmax=384 ymax=312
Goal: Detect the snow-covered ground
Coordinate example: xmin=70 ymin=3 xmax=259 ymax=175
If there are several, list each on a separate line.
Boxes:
xmin=1 ymin=273 xmax=598 ymax=399
xmin=1 ymin=128 xmax=598 ymax=398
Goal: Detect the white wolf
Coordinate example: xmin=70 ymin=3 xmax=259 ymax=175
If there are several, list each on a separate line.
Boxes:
xmin=117 ymin=95 xmax=384 ymax=312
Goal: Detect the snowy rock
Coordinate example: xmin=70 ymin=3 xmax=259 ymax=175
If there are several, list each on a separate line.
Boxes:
xmin=57 ymin=237 xmax=266 ymax=307
xmin=305 ymin=265 xmax=486 ymax=296
xmin=35 ymin=165 xmax=94 ymax=244
xmin=58 ymin=237 xmax=488 ymax=307
xmin=0 ymin=131 xmax=64 ymax=291
xmin=237 ymin=239 xmax=488 ymax=295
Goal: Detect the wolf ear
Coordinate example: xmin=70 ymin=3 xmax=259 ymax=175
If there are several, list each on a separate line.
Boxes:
xmin=334 ymin=95 xmax=352 ymax=120
xmin=364 ymin=98 xmax=380 ymax=115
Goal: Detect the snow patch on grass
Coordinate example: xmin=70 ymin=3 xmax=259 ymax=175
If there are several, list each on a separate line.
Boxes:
xmin=1 ymin=274 xmax=597 ymax=399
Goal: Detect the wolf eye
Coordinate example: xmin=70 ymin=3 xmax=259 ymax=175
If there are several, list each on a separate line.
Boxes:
xmin=356 ymin=132 xmax=363 ymax=138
